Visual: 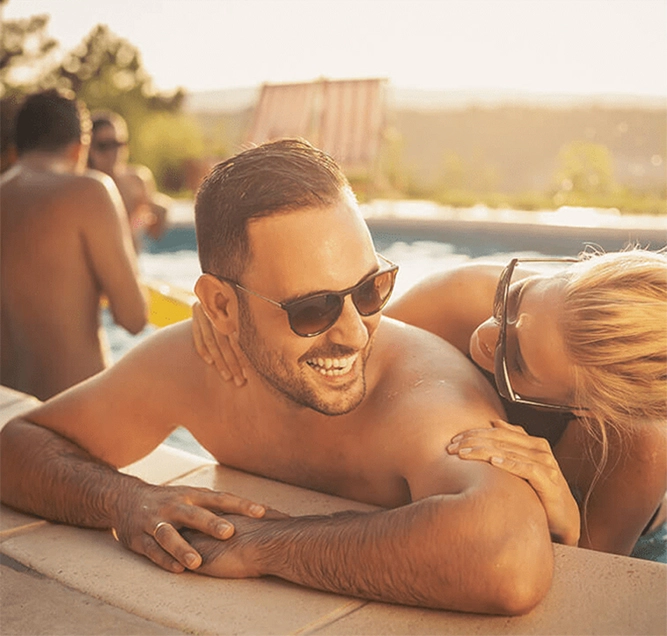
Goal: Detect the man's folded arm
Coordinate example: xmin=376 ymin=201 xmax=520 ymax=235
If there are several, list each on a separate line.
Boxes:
xmin=191 ymin=461 xmax=553 ymax=615
xmin=0 ymin=417 xmax=147 ymax=528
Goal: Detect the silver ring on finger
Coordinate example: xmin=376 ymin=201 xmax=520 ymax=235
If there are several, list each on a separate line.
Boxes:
xmin=153 ymin=521 xmax=171 ymax=538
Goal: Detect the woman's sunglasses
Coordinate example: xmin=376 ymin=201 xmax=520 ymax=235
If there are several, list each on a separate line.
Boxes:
xmin=493 ymin=257 xmax=584 ymax=412
xmin=209 ymin=255 xmax=398 ymax=337
xmin=92 ymin=140 xmax=126 ymax=152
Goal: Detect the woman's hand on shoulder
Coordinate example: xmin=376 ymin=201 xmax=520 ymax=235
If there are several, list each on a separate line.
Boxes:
xmin=191 ymin=301 xmax=247 ymax=386
xmin=447 ymin=418 xmax=581 ymax=546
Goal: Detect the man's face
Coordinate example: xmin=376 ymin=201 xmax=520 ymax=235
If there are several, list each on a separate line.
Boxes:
xmin=235 ymin=195 xmax=382 ymax=416
xmin=89 ymin=122 xmax=127 ymax=175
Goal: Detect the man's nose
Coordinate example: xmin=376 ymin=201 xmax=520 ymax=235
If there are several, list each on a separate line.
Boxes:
xmin=326 ymin=296 xmax=370 ymax=349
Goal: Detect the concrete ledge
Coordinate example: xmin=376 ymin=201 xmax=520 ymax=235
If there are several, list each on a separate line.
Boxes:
xmin=1 ymin=385 xmax=665 ymax=635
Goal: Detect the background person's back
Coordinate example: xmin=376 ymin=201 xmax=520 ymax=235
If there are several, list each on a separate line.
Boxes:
xmin=1 ymin=89 xmax=147 ymax=400
xmin=1 ymin=167 xmax=146 ymax=400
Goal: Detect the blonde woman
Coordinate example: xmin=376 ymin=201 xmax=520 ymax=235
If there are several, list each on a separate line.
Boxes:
xmin=192 ymin=249 xmax=667 ymax=561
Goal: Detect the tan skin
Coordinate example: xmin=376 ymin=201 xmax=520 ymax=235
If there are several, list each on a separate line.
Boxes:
xmin=88 ymin=122 xmax=170 ymax=246
xmin=0 ymin=141 xmax=147 ymax=401
xmin=388 ymin=264 xmax=667 ymax=555
xmin=0 ymin=198 xmax=553 ymax=615
xmin=196 ymin=261 xmax=666 ymax=556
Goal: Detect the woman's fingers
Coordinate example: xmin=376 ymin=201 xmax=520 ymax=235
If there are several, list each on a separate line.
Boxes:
xmin=214 ymin=332 xmax=246 ymax=387
xmin=450 ymin=444 xmax=560 ymax=486
xmin=191 ymin=302 xmax=246 ymax=385
xmin=191 ymin=303 xmax=215 ymax=366
xmin=195 ymin=303 xmax=234 ymax=380
xmin=449 ymin=420 xmax=552 ymax=455
xmin=194 ymin=489 xmax=266 ymax=518
xmin=447 ymin=429 xmax=581 ymax=545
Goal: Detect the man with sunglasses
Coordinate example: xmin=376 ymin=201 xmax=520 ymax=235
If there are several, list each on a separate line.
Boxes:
xmin=88 ymin=111 xmax=172 ymax=251
xmin=0 ymin=90 xmax=147 ymax=401
xmin=1 ymin=139 xmax=553 ymax=615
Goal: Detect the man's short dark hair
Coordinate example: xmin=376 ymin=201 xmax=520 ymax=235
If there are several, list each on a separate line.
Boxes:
xmin=90 ymin=110 xmax=128 ymax=139
xmin=15 ymin=89 xmax=89 ymax=155
xmin=195 ymin=138 xmax=351 ymax=280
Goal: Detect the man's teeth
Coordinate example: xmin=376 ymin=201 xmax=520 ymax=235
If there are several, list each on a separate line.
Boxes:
xmin=307 ymin=356 xmax=356 ymax=376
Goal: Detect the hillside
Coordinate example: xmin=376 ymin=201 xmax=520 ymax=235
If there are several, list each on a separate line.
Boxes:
xmin=184 ymin=88 xmax=666 ymax=195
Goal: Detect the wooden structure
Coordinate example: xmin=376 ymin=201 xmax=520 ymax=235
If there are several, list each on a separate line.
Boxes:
xmin=245 ymin=78 xmax=387 ymax=179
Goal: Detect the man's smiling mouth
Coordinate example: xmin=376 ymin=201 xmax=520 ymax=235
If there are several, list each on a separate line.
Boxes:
xmin=306 ymin=355 xmax=358 ymax=377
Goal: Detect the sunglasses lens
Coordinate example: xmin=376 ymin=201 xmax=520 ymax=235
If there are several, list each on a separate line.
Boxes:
xmin=352 ymin=270 xmax=396 ymax=316
xmin=284 ymin=262 xmax=397 ymax=337
xmin=288 ymin=295 xmax=342 ymax=336
xmin=94 ymin=141 xmax=124 ymax=152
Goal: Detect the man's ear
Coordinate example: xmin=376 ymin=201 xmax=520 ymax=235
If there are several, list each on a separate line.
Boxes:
xmin=195 ymin=274 xmax=239 ymax=335
xmin=68 ymin=141 xmax=87 ymax=172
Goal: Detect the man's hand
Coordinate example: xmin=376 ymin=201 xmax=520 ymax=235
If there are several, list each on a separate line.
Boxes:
xmin=192 ymin=301 xmax=247 ymax=386
xmin=111 ymin=485 xmax=266 ymax=573
xmin=447 ymin=419 xmax=581 ymax=545
xmin=180 ymin=510 xmax=289 ymax=579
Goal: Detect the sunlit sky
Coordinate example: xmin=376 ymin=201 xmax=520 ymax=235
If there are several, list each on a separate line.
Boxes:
xmin=3 ymin=0 xmax=667 ymax=97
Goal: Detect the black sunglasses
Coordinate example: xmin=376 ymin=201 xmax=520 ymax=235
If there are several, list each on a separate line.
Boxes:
xmin=92 ymin=140 xmax=126 ymax=152
xmin=493 ymin=257 xmax=583 ymax=412
xmin=209 ymin=255 xmax=399 ymax=337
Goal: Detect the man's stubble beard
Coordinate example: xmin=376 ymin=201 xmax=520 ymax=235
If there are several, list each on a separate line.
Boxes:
xmin=236 ymin=298 xmax=371 ymax=416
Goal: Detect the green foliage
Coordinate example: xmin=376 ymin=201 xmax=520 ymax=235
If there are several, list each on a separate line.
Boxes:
xmin=55 ymin=25 xmax=184 ymax=114
xmin=437 ymin=151 xmax=501 ymax=195
xmin=0 ymin=13 xmax=201 ymax=191
xmin=0 ymin=13 xmax=58 ymax=97
xmin=134 ymin=111 xmax=204 ymax=190
xmin=433 ymin=188 xmax=666 ymax=215
xmin=553 ymin=141 xmax=617 ymax=196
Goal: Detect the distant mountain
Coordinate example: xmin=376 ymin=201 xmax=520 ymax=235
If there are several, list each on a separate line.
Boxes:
xmin=183 ymin=84 xmax=666 ymax=113
xmin=183 ymin=83 xmax=666 ymax=194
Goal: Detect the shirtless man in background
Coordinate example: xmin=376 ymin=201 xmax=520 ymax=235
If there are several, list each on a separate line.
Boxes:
xmin=88 ymin=111 xmax=171 ymax=250
xmin=0 ymin=89 xmax=147 ymax=400
xmin=1 ymin=140 xmax=553 ymax=615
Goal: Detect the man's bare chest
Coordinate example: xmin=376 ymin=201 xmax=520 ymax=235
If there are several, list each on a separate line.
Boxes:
xmin=192 ymin=408 xmax=411 ymax=509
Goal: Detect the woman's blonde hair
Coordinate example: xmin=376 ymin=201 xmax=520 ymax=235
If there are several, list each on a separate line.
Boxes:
xmin=560 ymin=248 xmax=667 ymax=449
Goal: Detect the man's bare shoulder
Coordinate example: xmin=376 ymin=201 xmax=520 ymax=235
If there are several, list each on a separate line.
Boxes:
xmin=26 ymin=320 xmax=216 ymax=467
xmin=113 ymin=320 xmax=203 ymax=383
xmin=373 ymin=316 xmax=500 ymax=409
xmin=370 ymin=318 xmax=504 ymax=449
xmin=358 ymin=317 xmax=506 ymax=501
xmin=71 ymin=168 xmax=118 ymax=198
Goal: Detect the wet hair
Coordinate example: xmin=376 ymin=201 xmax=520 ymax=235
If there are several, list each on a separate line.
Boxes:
xmin=195 ymin=138 xmax=351 ymax=280
xmin=560 ymin=248 xmax=667 ymax=442
xmin=15 ymin=89 xmax=89 ymax=155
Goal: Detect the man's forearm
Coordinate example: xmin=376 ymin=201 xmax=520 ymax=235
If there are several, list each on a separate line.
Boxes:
xmin=0 ymin=418 xmax=142 ymax=528
xmin=193 ymin=490 xmax=553 ymax=615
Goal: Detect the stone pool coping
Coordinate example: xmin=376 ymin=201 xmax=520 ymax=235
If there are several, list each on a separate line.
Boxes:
xmin=1 ymin=385 xmax=665 ymax=635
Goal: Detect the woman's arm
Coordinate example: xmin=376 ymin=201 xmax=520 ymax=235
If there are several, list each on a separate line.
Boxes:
xmin=554 ymin=418 xmax=667 ymax=555
xmin=385 ymin=263 xmax=501 ymax=354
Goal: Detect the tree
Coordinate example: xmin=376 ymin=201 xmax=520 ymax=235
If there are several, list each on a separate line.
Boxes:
xmin=54 ymin=25 xmax=202 ymax=190
xmin=553 ymin=141 xmax=617 ymax=196
xmin=0 ymin=12 xmax=58 ymax=98
xmin=56 ymin=25 xmax=184 ymax=115
xmin=0 ymin=14 xmax=203 ymax=189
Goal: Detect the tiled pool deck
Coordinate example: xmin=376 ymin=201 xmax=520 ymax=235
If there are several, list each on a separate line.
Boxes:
xmin=1 ymin=384 xmax=665 ymax=635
